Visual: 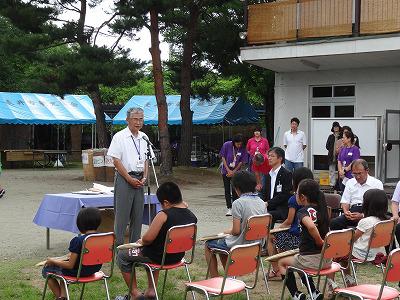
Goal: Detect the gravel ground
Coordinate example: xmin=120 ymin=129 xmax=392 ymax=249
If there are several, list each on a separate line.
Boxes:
xmin=0 ymin=167 xmax=230 ymax=260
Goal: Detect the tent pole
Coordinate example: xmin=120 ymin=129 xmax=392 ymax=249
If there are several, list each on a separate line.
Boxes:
xmin=63 ymin=125 xmax=66 ymax=150
xmin=57 ymin=125 xmax=60 ymax=151
xmin=91 ymin=124 xmax=94 ymax=149
xmin=32 ymin=125 xmax=35 ymax=149
xmin=94 ymin=123 xmax=97 ymax=148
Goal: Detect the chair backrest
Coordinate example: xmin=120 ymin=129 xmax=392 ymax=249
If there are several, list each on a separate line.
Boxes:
xmin=77 ymin=232 xmax=115 ymax=279
xmin=244 ymin=214 xmax=271 ymax=241
xmin=222 ymin=242 xmax=261 ymax=292
xmin=369 ymin=219 xmax=396 ymax=249
xmin=318 ymin=228 xmax=354 ymax=272
xmin=384 ymin=248 xmax=400 ymax=283
xmin=324 ymin=193 xmax=341 ymax=219
xmin=376 ymin=248 xmax=400 ymax=299
xmin=161 ymin=223 xmax=197 ymax=265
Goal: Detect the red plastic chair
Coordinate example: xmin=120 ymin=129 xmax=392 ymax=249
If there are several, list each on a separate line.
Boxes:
xmin=185 ymin=242 xmax=262 ymax=300
xmin=350 ymin=219 xmax=396 ymax=285
xmin=206 ymin=214 xmax=272 ymax=293
xmin=280 ymin=228 xmax=355 ymax=300
xmin=42 ymin=232 xmax=115 ymax=300
xmin=334 ymin=248 xmax=400 ymax=300
xmin=130 ymin=223 xmax=197 ymax=300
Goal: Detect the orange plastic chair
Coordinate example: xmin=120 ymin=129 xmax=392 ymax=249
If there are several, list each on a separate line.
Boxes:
xmin=206 ymin=214 xmax=272 ymax=292
xmin=334 ymin=248 xmax=400 ymax=300
xmin=185 ymin=242 xmax=262 ymax=300
xmin=42 ymin=232 xmax=115 ymax=300
xmin=350 ymin=219 xmax=396 ymax=285
xmin=280 ymin=228 xmax=355 ymax=300
xmin=130 ymin=223 xmax=197 ymax=300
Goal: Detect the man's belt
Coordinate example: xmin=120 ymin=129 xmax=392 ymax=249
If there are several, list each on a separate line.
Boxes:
xmin=350 ymin=203 xmax=363 ymax=208
xmin=128 ymin=171 xmax=144 ymax=176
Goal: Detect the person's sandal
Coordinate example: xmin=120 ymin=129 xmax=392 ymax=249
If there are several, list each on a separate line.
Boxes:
xmin=267 ymin=269 xmax=282 ymax=281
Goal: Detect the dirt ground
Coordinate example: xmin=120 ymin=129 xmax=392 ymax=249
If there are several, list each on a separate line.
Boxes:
xmin=0 ymin=166 xmax=231 ymax=260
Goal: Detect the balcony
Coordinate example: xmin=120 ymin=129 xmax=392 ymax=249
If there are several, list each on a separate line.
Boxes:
xmin=246 ymin=0 xmax=400 ymax=45
xmin=241 ymin=0 xmax=400 ymax=71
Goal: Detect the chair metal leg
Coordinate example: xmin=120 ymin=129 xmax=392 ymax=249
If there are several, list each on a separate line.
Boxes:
xmin=42 ymin=276 xmax=49 ymax=300
xmin=301 ymin=273 xmax=313 ymax=299
xmin=146 ymin=266 xmax=159 ymax=300
xmin=260 ymin=260 xmax=270 ymax=294
xmin=350 ymin=262 xmax=358 ymax=286
xmin=280 ymin=270 xmax=288 ymax=300
xmin=184 ymin=264 xmax=196 ymax=300
xmin=79 ymin=283 xmax=86 ymax=300
xmin=104 ymin=278 xmax=111 ymax=300
xmin=160 ymin=269 xmax=168 ymax=300
xmin=245 ymin=288 xmax=250 ymax=300
xmin=60 ymin=277 xmax=70 ymax=300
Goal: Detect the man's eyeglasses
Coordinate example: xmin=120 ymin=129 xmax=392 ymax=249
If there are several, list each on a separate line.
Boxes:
xmin=351 ymin=172 xmax=364 ymax=177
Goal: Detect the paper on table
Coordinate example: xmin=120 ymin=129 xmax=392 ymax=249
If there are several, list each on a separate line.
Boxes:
xmin=117 ymin=242 xmax=143 ymax=250
xmin=72 ymin=190 xmax=102 ymax=195
xmin=199 ymin=233 xmax=229 ymax=242
xmin=91 ymin=183 xmax=114 ymax=194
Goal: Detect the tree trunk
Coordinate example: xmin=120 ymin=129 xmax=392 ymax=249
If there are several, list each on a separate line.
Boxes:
xmin=149 ymin=9 xmax=172 ymax=175
xmin=77 ymin=0 xmax=87 ymax=45
xmin=88 ymin=84 xmax=109 ymax=148
xmin=178 ymin=4 xmax=200 ymax=166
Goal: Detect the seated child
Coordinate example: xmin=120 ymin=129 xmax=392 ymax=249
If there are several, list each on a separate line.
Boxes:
xmin=267 ymin=167 xmax=315 ymax=280
xmin=205 ymin=170 xmax=267 ymax=278
xmin=42 ymin=207 xmax=102 ymax=300
xmin=116 ymin=182 xmax=197 ymax=300
xmin=330 ymin=188 xmax=389 ymax=287
xmin=278 ymin=179 xmax=330 ymax=300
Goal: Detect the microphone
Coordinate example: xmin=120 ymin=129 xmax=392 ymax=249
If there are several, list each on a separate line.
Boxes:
xmin=142 ymin=135 xmax=155 ymax=147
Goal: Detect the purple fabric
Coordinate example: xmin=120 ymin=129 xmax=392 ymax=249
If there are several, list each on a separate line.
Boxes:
xmin=338 ymin=146 xmax=360 ymax=179
xmin=219 ymin=141 xmax=247 ymax=175
xmin=33 ymin=193 xmax=160 ymax=233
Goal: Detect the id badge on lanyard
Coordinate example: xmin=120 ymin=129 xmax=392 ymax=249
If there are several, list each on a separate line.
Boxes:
xmin=132 ymin=136 xmax=144 ymax=171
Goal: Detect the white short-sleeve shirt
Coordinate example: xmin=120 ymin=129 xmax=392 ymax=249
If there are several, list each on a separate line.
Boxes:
xmin=107 ymin=127 xmax=152 ymax=173
xmin=391 ymin=181 xmax=400 ymax=211
xmin=283 ymin=130 xmax=307 ymax=163
xmin=352 ymin=216 xmax=386 ymax=261
xmin=340 ymin=175 xmax=384 ymax=206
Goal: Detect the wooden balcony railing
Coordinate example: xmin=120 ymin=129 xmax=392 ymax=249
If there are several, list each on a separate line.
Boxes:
xmin=247 ymin=0 xmax=400 ymax=45
xmin=361 ymin=0 xmax=400 ymax=34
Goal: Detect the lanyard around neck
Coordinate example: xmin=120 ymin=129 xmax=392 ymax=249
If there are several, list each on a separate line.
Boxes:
xmin=131 ymin=136 xmax=141 ymax=160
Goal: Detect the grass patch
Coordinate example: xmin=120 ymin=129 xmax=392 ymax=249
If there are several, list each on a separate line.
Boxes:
xmin=0 ymin=248 xmax=391 ymax=300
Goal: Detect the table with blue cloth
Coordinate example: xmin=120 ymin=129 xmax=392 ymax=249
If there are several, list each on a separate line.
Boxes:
xmin=33 ymin=192 xmax=161 ymax=249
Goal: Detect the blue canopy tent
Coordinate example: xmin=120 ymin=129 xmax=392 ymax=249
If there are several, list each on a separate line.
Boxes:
xmin=0 ymin=92 xmax=111 ymax=149
xmin=112 ymin=95 xmax=259 ymax=125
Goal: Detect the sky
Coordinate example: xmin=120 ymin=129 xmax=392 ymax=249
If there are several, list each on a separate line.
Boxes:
xmin=61 ymin=1 xmax=170 ymax=62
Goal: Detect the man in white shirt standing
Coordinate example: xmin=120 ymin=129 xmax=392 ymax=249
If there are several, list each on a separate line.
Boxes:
xmin=108 ymin=107 xmax=149 ymax=246
xmin=390 ymin=180 xmax=400 ymax=246
xmin=330 ymin=159 xmax=383 ymax=230
xmin=283 ymin=117 xmax=307 ymax=172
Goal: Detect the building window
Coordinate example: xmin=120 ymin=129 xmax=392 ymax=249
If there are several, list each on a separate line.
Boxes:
xmin=334 ymin=85 xmax=355 ymax=97
xmin=312 ymin=86 xmax=332 ymax=98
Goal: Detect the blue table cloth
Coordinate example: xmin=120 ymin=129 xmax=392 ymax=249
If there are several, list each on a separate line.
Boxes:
xmin=33 ymin=193 xmax=160 ymax=234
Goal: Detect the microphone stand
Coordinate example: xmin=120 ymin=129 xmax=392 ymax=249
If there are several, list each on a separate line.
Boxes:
xmin=145 ymin=140 xmax=159 ymax=226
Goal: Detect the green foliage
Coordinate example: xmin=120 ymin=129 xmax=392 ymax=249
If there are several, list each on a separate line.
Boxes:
xmin=100 ymin=72 xmax=179 ymax=104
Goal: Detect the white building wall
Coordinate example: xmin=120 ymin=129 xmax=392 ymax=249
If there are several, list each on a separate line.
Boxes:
xmin=274 ymin=66 xmax=400 ymax=166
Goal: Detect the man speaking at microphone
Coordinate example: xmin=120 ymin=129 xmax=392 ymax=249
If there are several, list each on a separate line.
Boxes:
xmin=108 ymin=107 xmax=151 ymax=246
